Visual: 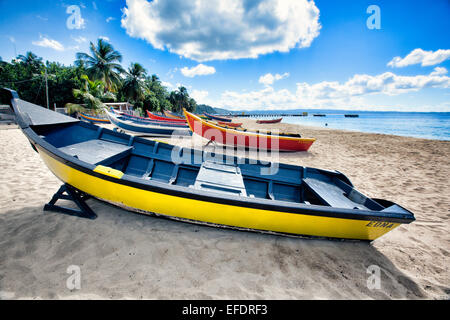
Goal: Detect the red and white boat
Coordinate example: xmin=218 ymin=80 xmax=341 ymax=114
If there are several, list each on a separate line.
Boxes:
xmin=146 ymin=110 xmax=187 ymax=123
xmin=184 ymin=109 xmax=315 ymax=152
xmin=256 ymin=118 xmax=282 ymax=124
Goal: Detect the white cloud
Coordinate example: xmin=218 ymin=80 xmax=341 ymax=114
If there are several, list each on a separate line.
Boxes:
xmin=214 ymin=70 xmax=450 ymax=111
xmin=220 ymin=86 xmax=298 ymax=110
xmin=191 ymin=90 xmax=209 ymax=103
xmin=258 ymin=72 xmax=289 ymax=86
xmin=388 ymin=48 xmax=450 ymax=68
xmin=121 ymin=0 xmax=321 ymax=61
xmin=72 ymin=35 xmax=87 ymax=43
xmin=99 ymin=36 xmax=110 ymax=41
xmin=32 ymin=36 xmax=65 ymax=51
xmin=180 ymin=64 xmax=216 ymax=77
xmin=160 ymin=81 xmax=174 ymax=89
xmin=106 ymin=16 xmax=115 ymax=23
xmin=430 ymin=67 xmax=448 ymax=76
xmin=175 ymin=83 xmax=192 ymax=90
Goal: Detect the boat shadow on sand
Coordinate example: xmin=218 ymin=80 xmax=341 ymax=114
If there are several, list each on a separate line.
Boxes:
xmin=0 ymin=200 xmax=426 ymax=300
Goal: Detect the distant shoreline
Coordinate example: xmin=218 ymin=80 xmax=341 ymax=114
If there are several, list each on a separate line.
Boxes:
xmin=280 ymin=120 xmax=450 ymax=141
xmin=231 ymin=117 xmax=450 ymax=142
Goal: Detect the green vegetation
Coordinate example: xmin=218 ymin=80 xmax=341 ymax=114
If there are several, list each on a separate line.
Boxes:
xmin=0 ymin=38 xmax=199 ymax=114
xmin=196 ymin=104 xmax=232 ymax=115
xmin=75 ymin=39 xmax=124 ymax=93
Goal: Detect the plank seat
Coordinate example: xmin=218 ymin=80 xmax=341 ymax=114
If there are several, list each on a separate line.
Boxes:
xmin=58 ymin=139 xmax=133 ymax=165
xmin=302 ymin=177 xmax=368 ymax=209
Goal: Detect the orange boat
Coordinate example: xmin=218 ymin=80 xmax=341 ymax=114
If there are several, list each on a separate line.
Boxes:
xmin=218 ymin=121 xmax=242 ymax=127
xmin=163 ymin=109 xmax=185 ymax=120
xmin=183 ymin=109 xmax=315 ymax=152
xmin=146 ymin=110 xmax=187 ymax=123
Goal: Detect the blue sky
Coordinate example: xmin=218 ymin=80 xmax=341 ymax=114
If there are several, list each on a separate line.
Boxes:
xmin=1 ymin=0 xmax=449 ymax=111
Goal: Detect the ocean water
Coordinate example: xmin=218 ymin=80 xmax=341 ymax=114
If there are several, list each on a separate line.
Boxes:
xmin=280 ymin=111 xmax=450 ymax=141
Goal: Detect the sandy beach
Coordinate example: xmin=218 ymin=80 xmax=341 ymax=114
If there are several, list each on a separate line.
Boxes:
xmin=0 ymin=119 xmax=449 ymax=300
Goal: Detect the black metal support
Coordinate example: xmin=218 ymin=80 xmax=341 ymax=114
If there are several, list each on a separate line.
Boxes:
xmin=43 ymin=184 xmax=97 ymax=219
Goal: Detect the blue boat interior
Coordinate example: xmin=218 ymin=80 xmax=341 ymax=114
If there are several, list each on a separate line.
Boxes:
xmin=32 ymin=120 xmax=396 ymax=212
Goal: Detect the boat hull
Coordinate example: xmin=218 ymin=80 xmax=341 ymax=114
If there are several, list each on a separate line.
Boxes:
xmin=184 ymin=110 xmax=315 ymax=152
xmin=205 ymin=112 xmax=232 ymax=122
xmin=218 ymin=121 xmax=242 ymax=127
xmin=35 ymin=144 xmax=400 ymax=241
xmin=256 ymin=118 xmax=282 ymax=124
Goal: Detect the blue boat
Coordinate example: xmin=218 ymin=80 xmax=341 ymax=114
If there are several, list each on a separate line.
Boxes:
xmin=204 ymin=112 xmax=232 ymax=122
xmin=105 ymin=110 xmax=191 ymax=136
xmin=110 ymin=109 xmax=188 ymax=128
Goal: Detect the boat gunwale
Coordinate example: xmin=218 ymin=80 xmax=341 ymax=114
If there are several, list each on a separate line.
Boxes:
xmin=79 ymin=112 xmax=110 ymax=123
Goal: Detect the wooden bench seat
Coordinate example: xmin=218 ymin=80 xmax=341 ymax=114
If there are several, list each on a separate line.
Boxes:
xmin=59 ymin=139 xmax=133 ymax=165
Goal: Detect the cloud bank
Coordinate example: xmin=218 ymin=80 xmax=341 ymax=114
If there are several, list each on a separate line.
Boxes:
xmin=388 ymin=48 xmax=450 ymax=68
xmin=32 ymin=36 xmax=65 ymax=51
xmin=181 ymin=64 xmax=216 ymax=77
xmin=121 ymin=0 xmax=321 ymax=61
xmin=259 ymin=72 xmax=289 ymax=86
xmin=216 ymin=70 xmax=450 ymax=111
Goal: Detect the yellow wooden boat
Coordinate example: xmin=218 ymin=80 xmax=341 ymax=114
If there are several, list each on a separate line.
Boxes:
xmin=2 ymin=88 xmax=415 ymax=241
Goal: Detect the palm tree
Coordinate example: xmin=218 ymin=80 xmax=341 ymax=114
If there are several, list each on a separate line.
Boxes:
xmin=65 ymin=75 xmax=115 ymax=115
xmin=122 ymin=63 xmax=148 ymax=103
xmin=0 ymin=57 xmax=7 ymax=72
xmin=17 ymin=51 xmax=43 ymax=72
xmin=75 ymin=38 xmax=124 ymax=92
xmin=169 ymin=86 xmax=191 ymax=112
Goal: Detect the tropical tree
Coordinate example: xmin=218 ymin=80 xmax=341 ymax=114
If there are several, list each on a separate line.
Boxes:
xmin=169 ymin=86 xmax=196 ymax=112
xmin=17 ymin=51 xmax=43 ymax=72
xmin=143 ymin=91 xmax=161 ymax=112
xmin=75 ymin=38 xmax=124 ymax=92
xmin=145 ymin=74 xmax=171 ymax=110
xmin=122 ymin=62 xmax=148 ymax=103
xmin=0 ymin=57 xmax=7 ymax=73
xmin=0 ymin=41 xmax=199 ymax=114
xmin=65 ymin=74 xmax=115 ymax=115
xmin=188 ymin=97 xmax=197 ymax=112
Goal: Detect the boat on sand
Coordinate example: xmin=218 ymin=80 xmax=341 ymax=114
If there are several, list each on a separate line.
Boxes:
xmin=105 ymin=109 xmax=190 ymax=136
xmin=1 ymin=87 xmax=415 ymax=241
xmin=184 ymin=109 xmax=316 ymax=152
xmin=256 ymin=118 xmax=282 ymax=124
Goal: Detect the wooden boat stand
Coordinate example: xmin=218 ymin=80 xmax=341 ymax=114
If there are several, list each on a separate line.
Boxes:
xmin=44 ymin=184 xmax=97 ymax=219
